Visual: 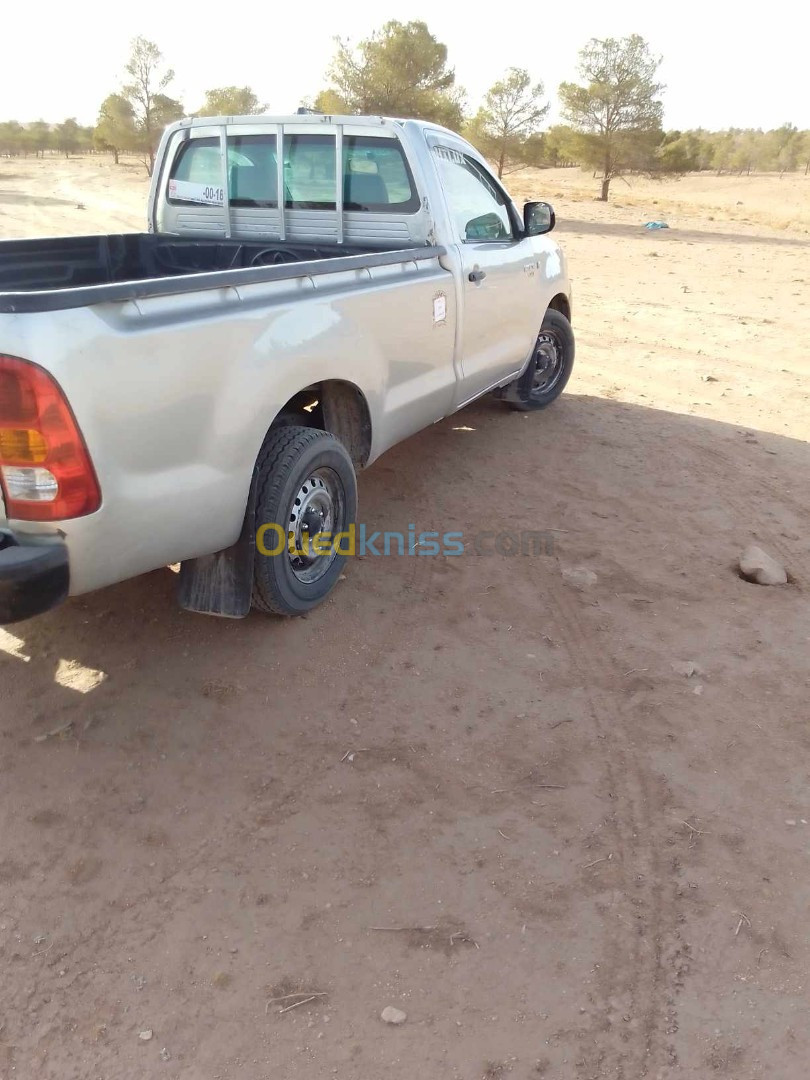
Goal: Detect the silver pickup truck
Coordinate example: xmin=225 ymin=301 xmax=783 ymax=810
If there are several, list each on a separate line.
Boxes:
xmin=0 ymin=113 xmax=573 ymax=623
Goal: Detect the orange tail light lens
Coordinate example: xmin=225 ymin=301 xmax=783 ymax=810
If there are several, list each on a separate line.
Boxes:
xmin=0 ymin=354 xmax=101 ymax=521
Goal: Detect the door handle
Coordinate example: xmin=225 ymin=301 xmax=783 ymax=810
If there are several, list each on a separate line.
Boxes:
xmin=468 ymin=269 xmax=487 ymax=283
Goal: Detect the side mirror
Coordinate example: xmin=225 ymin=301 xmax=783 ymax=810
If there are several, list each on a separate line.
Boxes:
xmin=524 ymin=201 xmax=555 ymax=236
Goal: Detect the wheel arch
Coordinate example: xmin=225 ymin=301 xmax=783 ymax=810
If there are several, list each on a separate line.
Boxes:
xmin=547 ymin=292 xmax=571 ymax=324
xmin=271 ymin=379 xmax=373 ymax=470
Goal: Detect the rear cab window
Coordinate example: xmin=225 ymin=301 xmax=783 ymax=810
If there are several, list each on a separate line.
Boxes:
xmin=167 ymin=132 xmax=420 ymax=213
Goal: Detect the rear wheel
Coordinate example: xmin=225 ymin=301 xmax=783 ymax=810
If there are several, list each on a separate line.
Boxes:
xmin=251 ymin=425 xmax=357 ymax=616
xmin=508 ymin=308 xmax=575 ymax=411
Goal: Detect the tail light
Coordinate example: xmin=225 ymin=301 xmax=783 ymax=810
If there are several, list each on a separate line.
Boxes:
xmin=0 ymin=354 xmax=101 ymax=521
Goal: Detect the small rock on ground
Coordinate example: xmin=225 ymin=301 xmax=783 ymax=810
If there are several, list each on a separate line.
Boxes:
xmin=381 ymin=1006 xmax=407 ymax=1025
xmin=739 ymin=545 xmax=787 ymax=586
xmin=562 ymin=567 xmax=598 ymax=590
xmin=671 ymin=660 xmax=702 ymax=678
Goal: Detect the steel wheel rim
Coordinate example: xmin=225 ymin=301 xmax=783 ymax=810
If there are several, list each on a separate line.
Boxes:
xmin=287 ymin=467 xmax=345 ymax=584
xmin=530 ymin=329 xmax=565 ymax=399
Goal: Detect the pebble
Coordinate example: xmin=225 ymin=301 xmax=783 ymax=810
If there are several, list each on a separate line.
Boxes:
xmin=139 ymin=1029 xmax=153 ymax=1041
xmin=381 ymin=1006 xmax=407 ymax=1025
xmin=672 ymin=660 xmax=702 ymax=678
xmin=738 ymin=545 xmax=787 ymax=586
xmin=562 ymin=566 xmax=598 ymax=590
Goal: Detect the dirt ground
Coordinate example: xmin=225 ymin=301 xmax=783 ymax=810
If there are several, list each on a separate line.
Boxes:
xmin=1 ymin=156 xmax=810 ymax=1080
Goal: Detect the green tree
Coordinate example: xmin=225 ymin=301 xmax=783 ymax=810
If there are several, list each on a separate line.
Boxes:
xmin=728 ymin=130 xmax=762 ymax=175
xmin=54 ymin=117 xmax=82 ymax=158
xmin=121 ymin=37 xmax=184 ymax=175
xmin=658 ymin=129 xmax=702 ymax=173
xmin=318 ymin=20 xmax=464 ymax=129
xmin=311 ymin=88 xmax=351 ymax=114
xmin=710 ymin=130 xmax=736 ymax=174
xmin=466 ymin=68 xmax=548 ymax=178
xmin=664 ymin=129 xmax=713 ymax=172
xmin=149 ymin=94 xmax=185 ymax=138
xmin=517 ymin=132 xmax=548 ymax=169
xmin=25 ymin=120 xmax=53 ymax=158
xmin=197 ymin=86 xmax=265 ymax=116
xmin=542 ymin=125 xmax=580 ymax=167
xmin=687 ymin=129 xmax=714 ymax=171
xmin=95 ymin=93 xmax=137 ymax=164
xmin=768 ymin=123 xmax=799 ymax=176
xmin=559 ymin=34 xmax=664 ymax=200
xmin=798 ymin=130 xmax=810 ymax=175
xmin=79 ymin=125 xmax=95 ymax=153
xmin=0 ymin=121 xmax=26 ymax=156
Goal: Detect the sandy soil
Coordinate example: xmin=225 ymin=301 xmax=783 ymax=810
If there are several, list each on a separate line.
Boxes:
xmin=1 ymin=156 xmax=810 ymax=1079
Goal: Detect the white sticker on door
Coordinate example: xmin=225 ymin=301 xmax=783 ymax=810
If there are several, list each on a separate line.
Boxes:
xmin=168 ymin=179 xmax=225 ymax=206
xmin=433 ymin=293 xmax=447 ymax=325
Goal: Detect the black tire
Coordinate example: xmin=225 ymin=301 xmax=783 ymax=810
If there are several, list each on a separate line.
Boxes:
xmin=251 ymin=425 xmax=357 ymax=616
xmin=508 ymin=308 xmax=575 ymax=411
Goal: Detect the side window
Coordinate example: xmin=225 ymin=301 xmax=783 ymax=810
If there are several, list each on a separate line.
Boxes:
xmin=432 ymin=146 xmax=513 ymax=241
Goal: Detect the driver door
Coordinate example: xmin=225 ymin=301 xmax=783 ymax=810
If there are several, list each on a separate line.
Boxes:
xmin=430 ymin=140 xmax=539 ymax=405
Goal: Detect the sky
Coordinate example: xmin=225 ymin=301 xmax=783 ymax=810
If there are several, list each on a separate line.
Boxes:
xmin=2 ymin=0 xmax=808 ymax=131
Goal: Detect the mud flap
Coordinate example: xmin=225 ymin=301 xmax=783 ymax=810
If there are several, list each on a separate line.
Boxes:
xmin=178 ymin=470 xmax=257 ymax=618
xmin=493 ymin=362 xmax=534 ymax=406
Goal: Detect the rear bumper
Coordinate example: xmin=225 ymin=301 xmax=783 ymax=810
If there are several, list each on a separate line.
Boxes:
xmin=0 ymin=529 xmax=69 ymax=624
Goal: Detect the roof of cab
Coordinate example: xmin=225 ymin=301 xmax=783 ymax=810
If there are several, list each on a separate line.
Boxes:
xmin=163 ymin=115 xmax=463 ymax=140
xmin=173 ymin=114 xmax=398 ymax=130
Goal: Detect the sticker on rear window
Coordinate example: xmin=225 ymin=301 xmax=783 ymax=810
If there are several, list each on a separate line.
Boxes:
xmin=168 ymin=179 xmax=225 ymax=206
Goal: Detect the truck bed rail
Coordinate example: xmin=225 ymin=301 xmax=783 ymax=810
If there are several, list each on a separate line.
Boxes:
xmin=0 ymin=233 xmax=445 ymax=314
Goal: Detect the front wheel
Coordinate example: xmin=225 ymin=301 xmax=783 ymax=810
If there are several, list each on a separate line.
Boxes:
xmin=507 ymin=308 xmax=575 ymax=411
xmin=251 ymin=425 xmax=357 ymax=616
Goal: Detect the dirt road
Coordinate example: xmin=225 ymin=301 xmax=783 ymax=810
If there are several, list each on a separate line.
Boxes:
xmin=1 ymin=159 xmax=809 ymax=1079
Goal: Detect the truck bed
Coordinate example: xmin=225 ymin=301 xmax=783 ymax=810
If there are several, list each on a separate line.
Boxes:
xmin=0 ymin=233 xmax=442 ymax=314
